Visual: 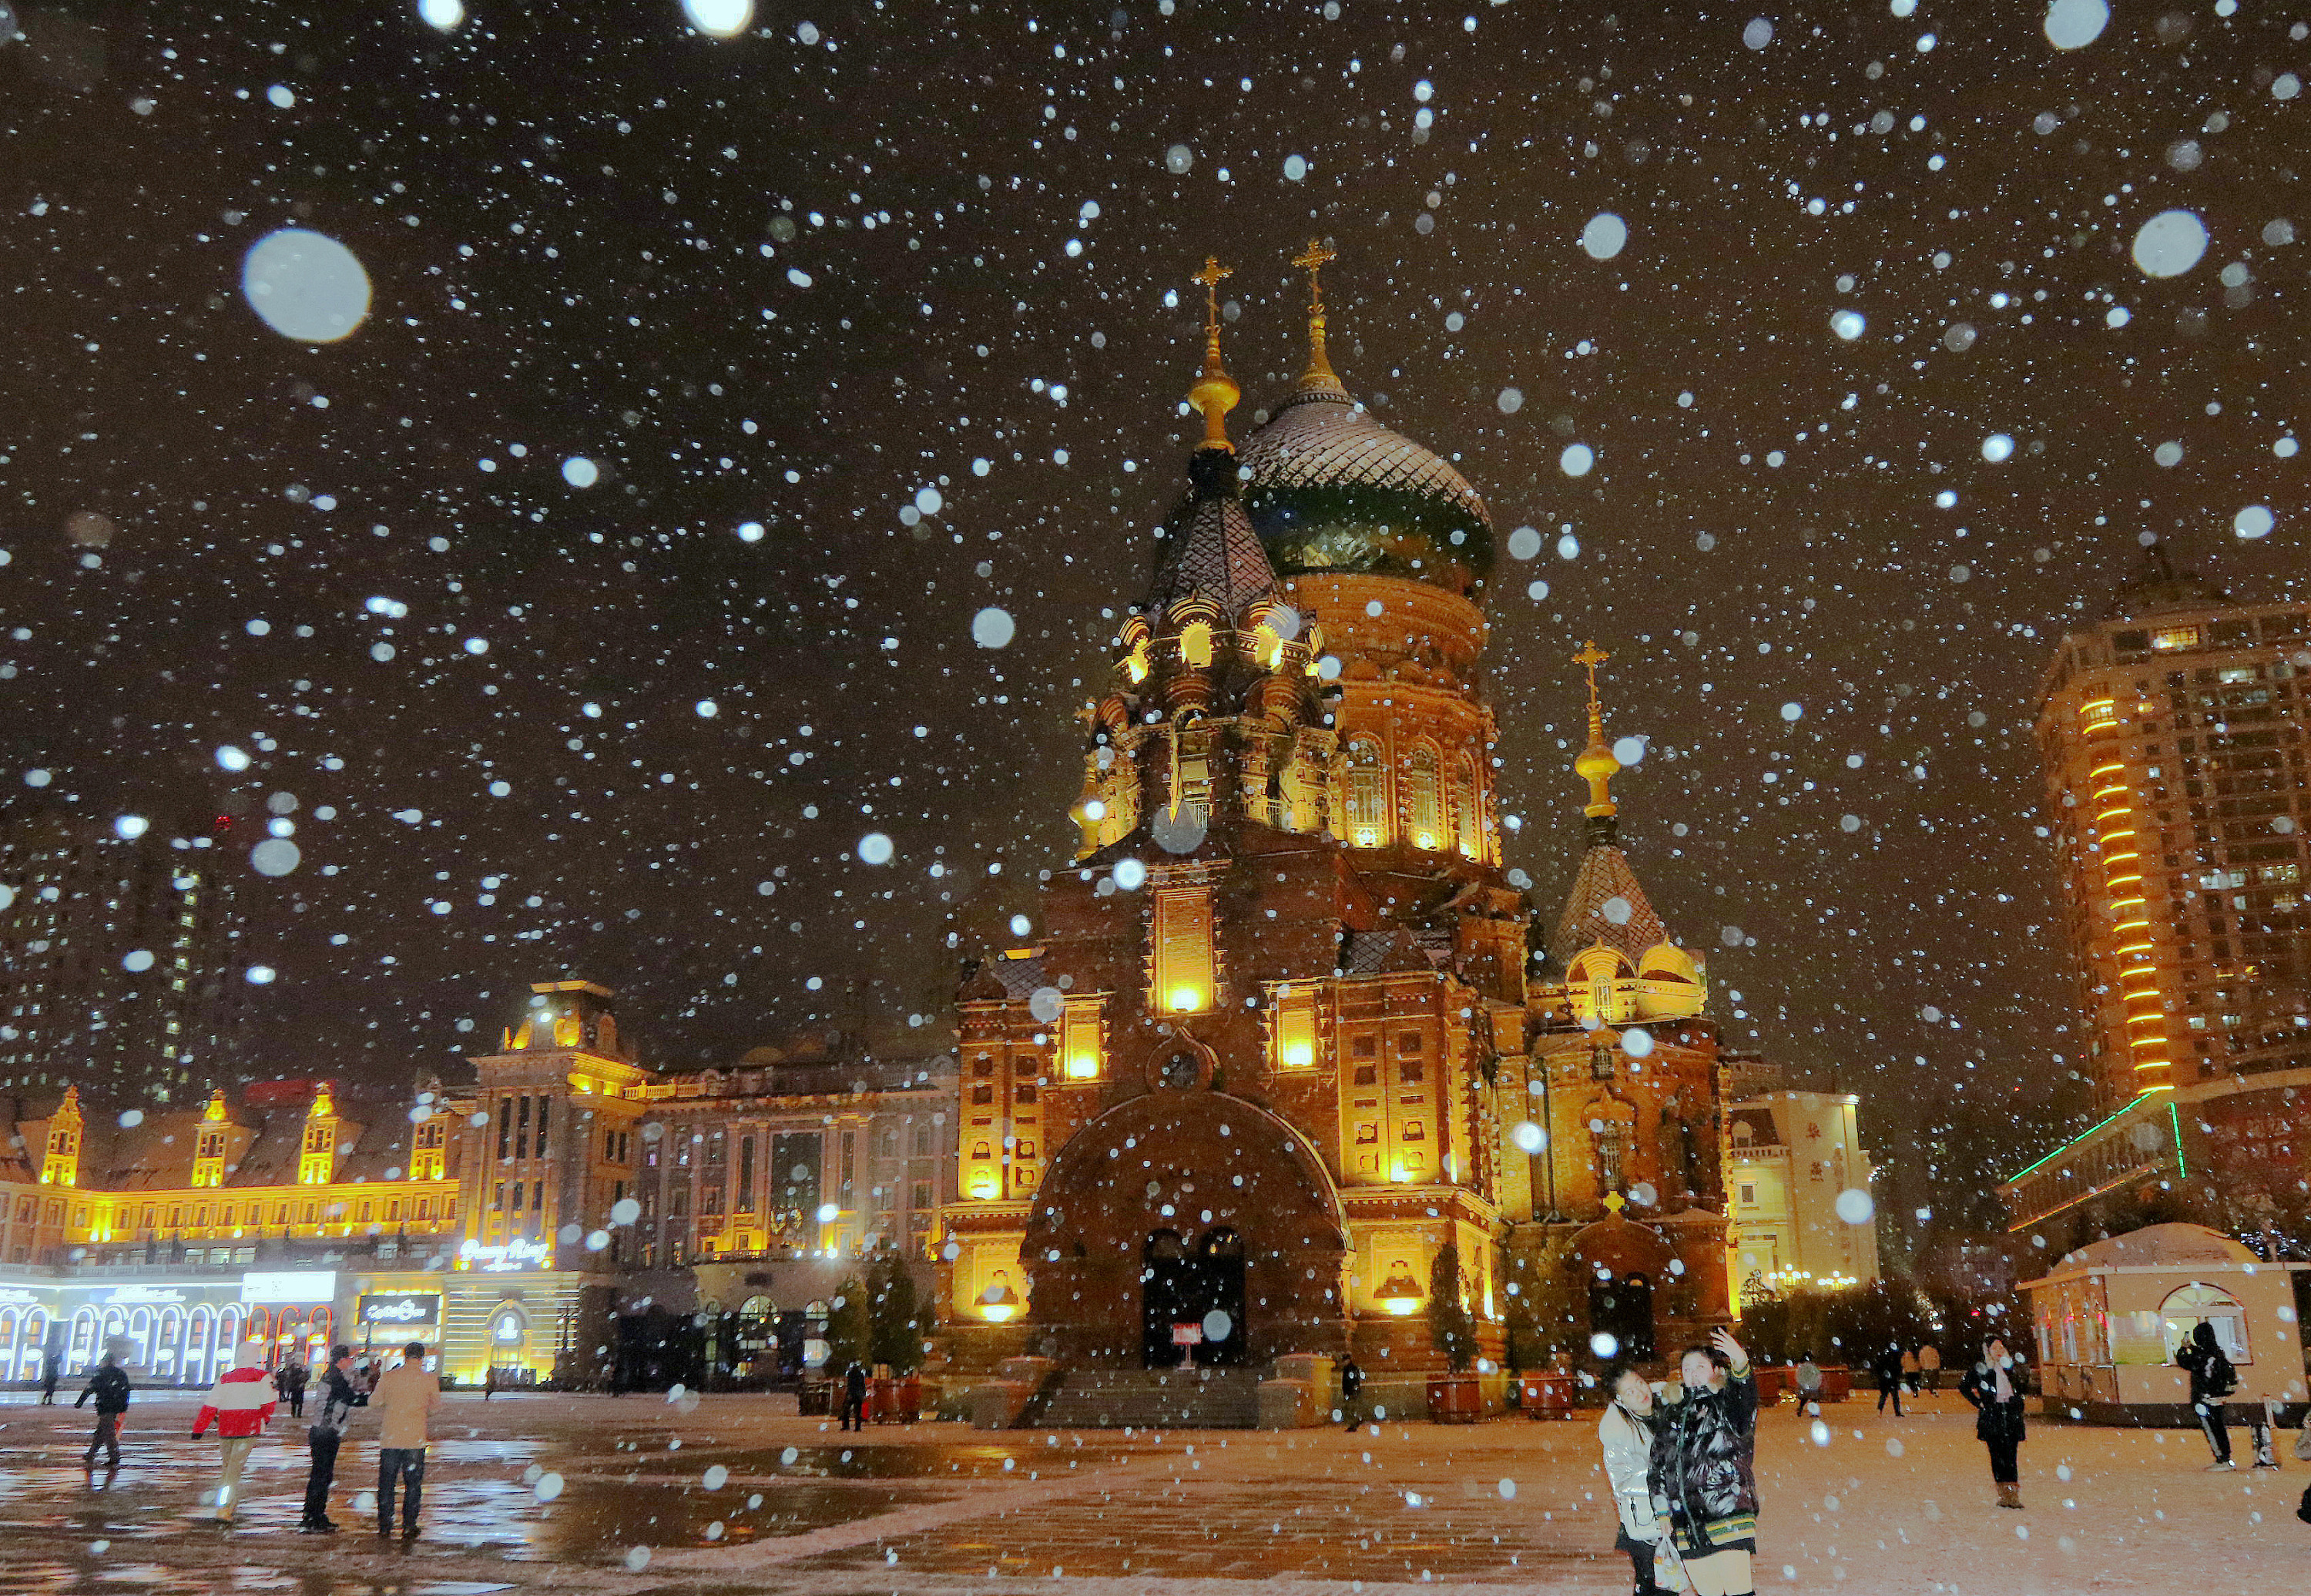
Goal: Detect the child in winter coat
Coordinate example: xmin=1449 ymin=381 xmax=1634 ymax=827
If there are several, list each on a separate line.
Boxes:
xmin=190 ymin=1342 xmax=277 ymax=1524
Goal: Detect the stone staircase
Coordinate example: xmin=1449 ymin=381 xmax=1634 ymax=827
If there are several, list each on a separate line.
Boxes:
xmin=1026 ymin=1366 xmax=1266 ymax=1430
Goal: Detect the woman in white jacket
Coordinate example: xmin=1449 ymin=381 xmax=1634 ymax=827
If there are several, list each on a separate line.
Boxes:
xmin=1599 ymin=1366 xmax=1667 ymax=1595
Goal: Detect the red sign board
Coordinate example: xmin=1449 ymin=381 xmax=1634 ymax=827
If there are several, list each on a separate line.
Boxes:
xmin=1171 ymin=1324 xmax=1204 ymax=1346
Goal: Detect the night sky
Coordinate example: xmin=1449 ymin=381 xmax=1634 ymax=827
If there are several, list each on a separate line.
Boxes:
xmin=1 ymin=2 xmax=2303 ymax=1224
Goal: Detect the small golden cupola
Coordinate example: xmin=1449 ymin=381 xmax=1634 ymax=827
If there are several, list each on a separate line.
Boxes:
xmin=1572 ymin=639 xmax=1622 ymax=840
xmin=1186 ymin=255 xmax=1240 ymax=451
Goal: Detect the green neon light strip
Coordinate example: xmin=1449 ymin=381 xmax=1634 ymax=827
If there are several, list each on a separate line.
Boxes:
xmin=2004 ymin=1100 xmax=2146 ymax=1184
xmin=2171 ymin=1101 xmax=2186 ymax=1179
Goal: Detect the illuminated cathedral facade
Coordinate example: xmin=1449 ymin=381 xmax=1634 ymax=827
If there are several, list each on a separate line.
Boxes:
xmin=936 ymin=250 xmax=1736 ymax=1390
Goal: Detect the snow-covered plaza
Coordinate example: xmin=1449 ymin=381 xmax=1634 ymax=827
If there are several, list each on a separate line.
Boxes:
xmin=2 ymin=1388 xmax=2303 ymax=1594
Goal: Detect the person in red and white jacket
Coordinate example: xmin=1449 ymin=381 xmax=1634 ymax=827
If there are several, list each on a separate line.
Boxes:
xmin=190 ymin=1341 xmax=277 ymax=1524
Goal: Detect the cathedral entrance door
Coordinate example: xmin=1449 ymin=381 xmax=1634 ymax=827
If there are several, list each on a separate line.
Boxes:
xmin=1140 ymin=1228 xmax=1251 ymax=1368
xmin=1141 ymin=1230 xmax=1192 ymax=1367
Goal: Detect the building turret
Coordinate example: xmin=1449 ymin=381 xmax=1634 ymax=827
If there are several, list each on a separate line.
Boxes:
xmin=1071 ymin=259 xmax=1333 ymax=858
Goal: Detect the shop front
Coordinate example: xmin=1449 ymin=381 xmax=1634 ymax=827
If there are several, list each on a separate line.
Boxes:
xmin=0 ymin=1266 xmax=338 ymax=1385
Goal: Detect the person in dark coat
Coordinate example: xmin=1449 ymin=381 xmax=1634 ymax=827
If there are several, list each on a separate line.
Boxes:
xmin=1337 ymin=1354 xmax=1364 ymax=1431
xmin=1647 ymin=1327 xmax=1758 ymax=1596
xmin=2174 ymin=1321 xmax=2266 ymax=1468
xmin=39 ymin=1350 xmax=61 ymax=1405
xmin=75 ymin=1339 xmax=132 ymax=1470
xmin=1958 ymin=1335 xmax=2028 ymax=1509
xmin=300 ymin=1346 xmax=364 ymax=1533
xmin=1872 ymin=1344 xmax=1905 ymax=1417
xmin=839 ymin=1362 xmax=868 ymax=1432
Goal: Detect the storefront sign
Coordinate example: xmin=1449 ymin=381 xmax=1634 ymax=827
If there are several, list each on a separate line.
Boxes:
xmin=357 ymin=1293 xmax=442 ymax=1326
xmin=459 ymin=1237 xmax=551 ymax=1272
xmin=0 ymin=1286 xmax=45 ymax=1307
xmin=240 ymin=1270 xmax=337 ymax=1304
xmin=99 ymin=1286 xmax=189 ymax=1306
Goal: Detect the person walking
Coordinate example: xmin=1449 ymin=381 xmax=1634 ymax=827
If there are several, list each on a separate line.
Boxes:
xmin=190 ymin=1341 xmax=277 ymax=1525
xmin=1793 ymin=1354 xmax=1823 ymax=1413
xmin=1598 ymin=1366 xmax=1665 ymax=1595
xmin=39 ymin=1348 xmax=62 ymax=1406
xmin=839 ymin=1361 xmax=868 ymax=1432
xmin=1873 ymin=1344 xmax=1905 ymax=1417
xmin=299 ymin=1346 xmax=364 ymax=1533
xmin=371 ymin=1340 xmax=440 ymax=1538
xmin=75 ymin=1337 xmax=132 ymax=1470
xmin=1900 ymin=1347 xmax=1920 ymax=1395
xmin=1648 ymin=1327 xmax=1759 ymax=1596
xmin=287 ymin=1360 xmax=309 ymax=1419
xmin=1959 ymin=1336 xmax=2028 ymax=1509
xmin=1917 ymin=1343 xmax=1942 ymax=1396
xmin=1337 ymin=1353 xmax=1364 ymax=1431
xmin=2174 ymin=1321 xmax=2263 ymax=1469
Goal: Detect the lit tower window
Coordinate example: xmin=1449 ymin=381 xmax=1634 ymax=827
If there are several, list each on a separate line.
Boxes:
xmin=1062 ymin=998 xmax=1105 ymax=1080
xmin=1273 ymin=988 xmax=1317 ymax=1071
xmin=1454 ymin=753 xmax=1483 ymax=859
xmin=1408 ymin=746 xmax=1443 ymax=850
xmin=1343 ymin=739 xmax=1389 ymax=847
xmin=1152 ymin=886 xmax=1215 ymax=1014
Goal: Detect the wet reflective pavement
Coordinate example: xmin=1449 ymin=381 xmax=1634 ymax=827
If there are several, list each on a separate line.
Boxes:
xmin=0 ymin=1393 xmax=1199 ymax=1594
xmin=8 ymin=1390 xmax=2293 ymax=1595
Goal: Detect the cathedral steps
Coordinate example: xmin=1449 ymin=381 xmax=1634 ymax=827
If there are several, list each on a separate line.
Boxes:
xmin=1027 ymin=1366 xmax=1266 ymax=1430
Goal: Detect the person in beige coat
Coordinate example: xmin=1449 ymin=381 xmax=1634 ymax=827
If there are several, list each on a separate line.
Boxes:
xmin=1598 ymin=1366 xmax=1668 ymax=1595
xmin=369 ymin=1341 xmax=441 ymax=1537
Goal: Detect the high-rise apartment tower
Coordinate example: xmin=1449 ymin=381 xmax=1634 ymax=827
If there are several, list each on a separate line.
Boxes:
xmin=2035 ymin=547 xmax=2311 ymax=1107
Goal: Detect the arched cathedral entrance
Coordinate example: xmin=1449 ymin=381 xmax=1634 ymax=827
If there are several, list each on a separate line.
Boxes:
xmin=1020 ymin=1058 xmax=1349 ymax=1368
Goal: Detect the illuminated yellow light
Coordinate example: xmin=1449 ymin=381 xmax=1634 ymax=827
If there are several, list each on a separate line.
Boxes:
xmin=980 ymin=1301 xmax=1018 ymax=1323
xmin=1353 ymin=828 xmax=1378 ymax=847
xmin=1414 ymin=833 xmax=1438 ymax=850
xmin=1384 ymin=1298 xmax=1420 ymax=1317
xmin=1283 ymin=1044 xmax=1314 ymax=1068
xmin=1169 ymin=987 xmax=1202 ymax=1012
xmin=1063 ymin=1054 xmax=1100 ymax=1080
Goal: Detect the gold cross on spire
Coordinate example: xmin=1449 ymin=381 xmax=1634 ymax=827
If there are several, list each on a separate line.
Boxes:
xmin=1193 ymin=255 xmax=1233 ymax=333
xmin=1187 ymin=256 xmax=1239 ymax=450
xmin=1290 ymin=238 xmax=1343 ymax=391
xmin=1574 ymin=640 xmax=1611 ymax=706
xmin=1571 ymin=641 xmax=1621 ymax=821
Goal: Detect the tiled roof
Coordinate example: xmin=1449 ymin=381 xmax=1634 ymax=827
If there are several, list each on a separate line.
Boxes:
xmin=1548 ymin=843 xmax=1672 ymax=970
xmin=1145 ymin=481 xmax=1280 ymax=618
xmin=987 ymin=954 xmax=1051 ymax=1000
xmin=1339 ymin=927 xmax=1435 ymax=977
xmin=1239 ymin=392 xmax=1491 ymax=526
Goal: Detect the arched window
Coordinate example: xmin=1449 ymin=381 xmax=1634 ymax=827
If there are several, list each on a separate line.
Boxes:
xmin=1343 ymin=739 xmax=1388 ymax=847
xmin=2162 ymin=1282 xmax=2250 ymax=1362
xmin=1453 ymin=753 xmax=1483 ymax=859
xmin=1407 ymin=746 xmax=1443 ymax=850
xmin=1178 ymin=621 xmax=1215 ymax=668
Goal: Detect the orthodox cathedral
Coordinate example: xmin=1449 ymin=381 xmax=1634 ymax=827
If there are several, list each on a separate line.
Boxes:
xmin=936 ymin=249 xmax=1742 ymax=1393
